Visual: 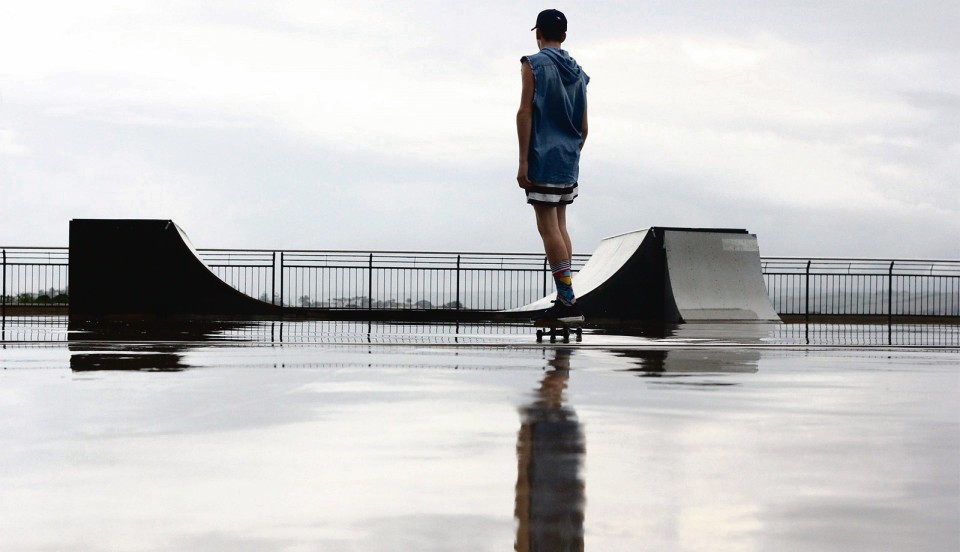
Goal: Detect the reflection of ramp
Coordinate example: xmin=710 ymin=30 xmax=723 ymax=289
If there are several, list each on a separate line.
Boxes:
xmin=619 ymin=348 xmax=761 ymax=375
xmin=515 ymin=227 xmax=779 ymax=323
xmin=69 ymin=219 xmax=281 ymax=318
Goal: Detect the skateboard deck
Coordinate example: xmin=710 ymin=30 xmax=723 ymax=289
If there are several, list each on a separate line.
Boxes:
xmin=533 ymin=316 xmax=584 ymax=343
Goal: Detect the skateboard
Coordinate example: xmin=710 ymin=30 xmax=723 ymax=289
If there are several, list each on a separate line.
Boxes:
xmin=534 ymin=317 xmax=584 ymax=343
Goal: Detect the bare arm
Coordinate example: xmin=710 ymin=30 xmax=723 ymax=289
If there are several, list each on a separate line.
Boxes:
xmin=580 ymin=101 xmax=588 ymax=150
xmin=516 ymin=60 xmax=535 ymax=189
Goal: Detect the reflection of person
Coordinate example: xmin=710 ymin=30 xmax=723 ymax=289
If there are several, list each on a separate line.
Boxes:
xmin=515 ymin=348 xmax=585 ymax=551
xmin=517 ymin=9 xmax=590 ymax=321
xmin=69 ymin=352 xmax=188 ymax=372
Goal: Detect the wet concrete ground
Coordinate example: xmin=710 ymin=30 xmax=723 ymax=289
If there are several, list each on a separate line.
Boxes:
xmin=1 ymin=318 xmax=958 ymax=551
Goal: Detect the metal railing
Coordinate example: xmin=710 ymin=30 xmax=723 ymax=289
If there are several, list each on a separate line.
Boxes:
xmin=276 ymin=250 xmax=592 ymax=310
xmin=200 ymin=249 xmax=591 ymax=310
xmin=762 ymin=258 xmax=960 ymax=318
xmin=0 ymin=248 xmax=70 ymax=313
xmin=200 ymin=249 xmax=277 ymax=305
xmin=2 ymin=246 xmax=958 ymax=319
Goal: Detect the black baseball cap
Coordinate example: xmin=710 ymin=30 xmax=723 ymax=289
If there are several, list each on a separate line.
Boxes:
xmin=531 ymin=9 xmax=567 ymax=34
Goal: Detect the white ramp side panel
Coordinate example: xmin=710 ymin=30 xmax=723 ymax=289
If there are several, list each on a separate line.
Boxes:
xmin=664 ymin=231 xmax=779 ymax=321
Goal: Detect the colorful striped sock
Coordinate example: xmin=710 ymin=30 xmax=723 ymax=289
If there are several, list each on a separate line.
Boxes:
xmin=551 ymin=259 xmax=576 ymax=306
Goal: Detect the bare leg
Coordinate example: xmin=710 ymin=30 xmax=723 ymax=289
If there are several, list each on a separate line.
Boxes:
xmin=533 ymin=203 xmax=579 ymax=306
xmin=533 ymin=204 xmax=568 ymax=264
xmin=557 ymin=204 xmax=572 ymax=258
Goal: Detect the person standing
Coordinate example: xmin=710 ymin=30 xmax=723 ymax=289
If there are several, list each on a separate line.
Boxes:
xmin=517 ymin=9 xmax=589 ymax=320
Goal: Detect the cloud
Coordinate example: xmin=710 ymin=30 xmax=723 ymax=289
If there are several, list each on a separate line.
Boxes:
xmin=577 ymin=31 xmax=958 ymax=234
xmin=3 ymin=1 xmax=519 ymax=167
xmin=0 ymin=129 xmax=29 ymax=156
xmin=0 ymin=1 xmax=957 ymax=258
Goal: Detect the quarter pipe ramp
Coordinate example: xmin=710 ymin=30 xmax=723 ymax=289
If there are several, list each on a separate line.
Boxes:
xmin=69 ymin=219 xmax=281 ymax=318
xmin=515 ymin=227 xmax=780 ymax=323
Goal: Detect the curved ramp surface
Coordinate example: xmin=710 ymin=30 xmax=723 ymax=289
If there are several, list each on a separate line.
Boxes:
xmin=515 ymin=229 xmax=650 ymax=313
xmin=69 ymin=219 xmax=281 ymax=318
xmin=515 ymin=227 xmax=779 ymax=323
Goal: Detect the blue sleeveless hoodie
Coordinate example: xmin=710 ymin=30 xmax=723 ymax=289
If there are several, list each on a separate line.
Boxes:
xmin=521 ymin=47 xmax=590 ymax=184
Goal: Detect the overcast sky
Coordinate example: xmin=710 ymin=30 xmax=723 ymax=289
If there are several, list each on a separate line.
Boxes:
xmin=1 ymin=1 xmax=957 ymax=258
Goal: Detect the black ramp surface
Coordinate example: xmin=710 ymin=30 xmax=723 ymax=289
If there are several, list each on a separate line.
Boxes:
xmin=69 ymin=219 xmax=281 ymax=317
xmin=514 ymin=229 xmax=666 ymax=321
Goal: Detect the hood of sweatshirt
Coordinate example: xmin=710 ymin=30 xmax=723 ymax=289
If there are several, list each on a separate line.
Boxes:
xmin=539 ymin=47 xmax=589 ymax=85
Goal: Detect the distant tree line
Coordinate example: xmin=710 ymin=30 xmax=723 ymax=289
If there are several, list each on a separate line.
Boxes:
xmin=258 ymin=293 xmax=463 ymax=309
xmin=1 ymin=288 xmax=69 ymax=304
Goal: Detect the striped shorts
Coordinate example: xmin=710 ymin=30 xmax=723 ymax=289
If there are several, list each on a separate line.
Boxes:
xmin=526 ymin=182 xmax=579 ymax=206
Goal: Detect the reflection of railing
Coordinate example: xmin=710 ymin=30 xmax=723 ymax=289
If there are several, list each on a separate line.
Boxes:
xmin=762 ymin=258 xmax=960 ymax=318
xmin=4 ymin=318 xmax=959 ymax=347
xmin=2 ymin=246 xmax=958 ymax=318
xmin=773 ymin=323 xmax=960 ymax=347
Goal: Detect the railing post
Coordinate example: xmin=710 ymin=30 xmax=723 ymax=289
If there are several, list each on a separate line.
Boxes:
xmin=543 ymin=256 xmax=549 ymax=297
xmin=1 ymin=249 xmax=6 ymax=318
xmin=804 ymin=260 xmax=811 ymax=322
xmin=888 ymin=260 xmax=895 ymax=323
xmin=271 ymin=252 xmax=276 ymax=305
xmin=368 ymin=253 xmax=373 ymax=310
xmin=455 ymin=254 xmax=461 ymax=310
xmin=279 ymin=251 xmax=285 ymax=307
xmin=888 ymin=260 xmax=896 ymax=345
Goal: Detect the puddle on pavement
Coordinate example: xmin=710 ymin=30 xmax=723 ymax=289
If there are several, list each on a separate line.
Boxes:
xmin=1 ymin=317 xmax=958 ymax=550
